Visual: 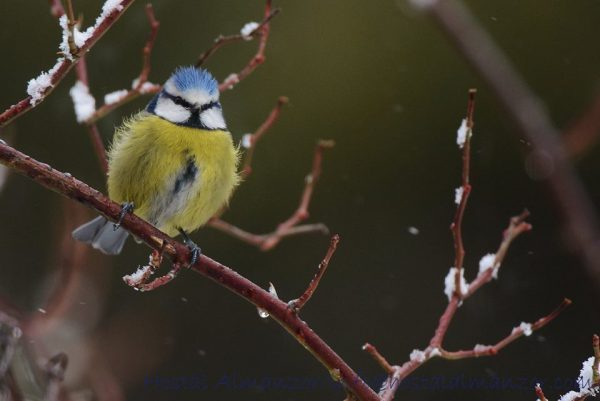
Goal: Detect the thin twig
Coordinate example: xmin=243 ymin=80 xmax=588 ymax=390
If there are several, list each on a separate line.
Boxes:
xmin=289 ymin=234 xmax=339 ymax=312
xmin=0 ymin=0 xmax=136 ymax=127
xmin=0 ymin=141 xmax=380 ymax=401
xmin=219 ymin=0 xmax=275 ymax=91
xmin=361 ymin=343 xmax=395 ymax=375
xmin=241 ymin=96 xmax=289 ymax=178
xmin=451 ymin=89 xmax=476 ymax=297
xmin=440 ymin=298 xmax=571 ymax=359
xmin=195 ymin=7 xmax=281 ymax=67
xmin=64 ymin=0 xmax=78 ymax=57
xmin=209 ymin=219 xmax=328 ymax=247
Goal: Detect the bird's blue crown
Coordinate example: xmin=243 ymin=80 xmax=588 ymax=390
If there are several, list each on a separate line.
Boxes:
xmin=170 ymin=66 xmax=218 ymax=95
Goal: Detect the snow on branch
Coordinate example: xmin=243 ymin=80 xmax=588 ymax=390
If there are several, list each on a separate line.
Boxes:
xmin=0 ymin=0 xmax=135 ymax=126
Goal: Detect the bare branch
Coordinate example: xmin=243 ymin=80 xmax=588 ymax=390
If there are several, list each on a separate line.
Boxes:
xmin=450 ymin=88 xmax=476 ymax=297
xmin=440 ymin=298 xmax=571 ymax=359
xmin=362 ymin=343 xmax=395 ymax=375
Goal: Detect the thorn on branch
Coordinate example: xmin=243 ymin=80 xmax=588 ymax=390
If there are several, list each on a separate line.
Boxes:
xmin=289 ymin=234 xmax=339 ymax=312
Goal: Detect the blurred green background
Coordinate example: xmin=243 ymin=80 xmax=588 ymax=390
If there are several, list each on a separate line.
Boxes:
xmin=1 ymin=0 xmax=600 ymax=400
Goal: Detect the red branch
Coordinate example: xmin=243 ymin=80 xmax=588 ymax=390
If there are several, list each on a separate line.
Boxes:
xmin=289 ymin=234 xmax=339 ymax=312
xmin=362 ymin=343 xmax=395 ymax=375
xmin=209 ymin=140 xmax=334 ymax=251
xmin=0 ymin=0 xmax=136 ymax=127
xmin=218 ymin=0 xmax=275 ymax=92
xmin=440 ymin=298 xmax=571 ymax=359
xmin=0 ymin=141 xmax=380 ymax=401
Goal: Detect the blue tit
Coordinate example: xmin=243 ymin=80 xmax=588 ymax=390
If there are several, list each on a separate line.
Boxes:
xmin=72 ymin=67 xmax=240 ymax=256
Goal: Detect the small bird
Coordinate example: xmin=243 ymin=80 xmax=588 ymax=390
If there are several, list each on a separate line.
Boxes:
xmin=73 ymin=67 xmax=239 ymax=259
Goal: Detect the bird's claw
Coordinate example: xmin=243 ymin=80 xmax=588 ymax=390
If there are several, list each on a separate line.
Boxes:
xmin=114 ymin=202 xmax=135 ymax=230
xmin=177 ymin=228 xmax=202 ymax=268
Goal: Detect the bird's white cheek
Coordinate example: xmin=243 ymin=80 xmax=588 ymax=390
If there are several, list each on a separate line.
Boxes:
xmin=155 ymin=97 xmax=190 ymax=124
xmin=200 ymin=108 xmax=226 ymax=130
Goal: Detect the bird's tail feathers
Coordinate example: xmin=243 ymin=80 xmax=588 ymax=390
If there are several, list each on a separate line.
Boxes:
xmin=72 ymin=216 xmax=129 ymax=255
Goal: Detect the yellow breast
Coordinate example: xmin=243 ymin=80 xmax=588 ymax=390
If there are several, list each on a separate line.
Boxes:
xmin=107 ymin=113 xmax=239 ymax=237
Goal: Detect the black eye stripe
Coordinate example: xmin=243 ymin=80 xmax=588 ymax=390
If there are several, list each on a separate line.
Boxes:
xmin=163 ymin=92 xmax=221 ymax=112
xmin=200 ymin=101 xmax=221 ymax=112
xmin=164 ymin=92 xmax=193 ymax=109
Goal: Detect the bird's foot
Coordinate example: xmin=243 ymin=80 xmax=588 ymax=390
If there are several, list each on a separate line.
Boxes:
xmin=113 ymin=202 xmax=135 ymax=230
xmin=178 ymin=228 xmax=201 ymax=267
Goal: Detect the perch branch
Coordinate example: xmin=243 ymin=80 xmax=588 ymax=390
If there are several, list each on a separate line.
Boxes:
xmin=0 ymin=141 xmax=379 ymax=401
xmin=413 ymin=0 xmax=600 ymax=287
xmin=0 ymin=0 xmax=136 ymax=127
xmin=289 ymin=234 xmax=339 ymax=312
